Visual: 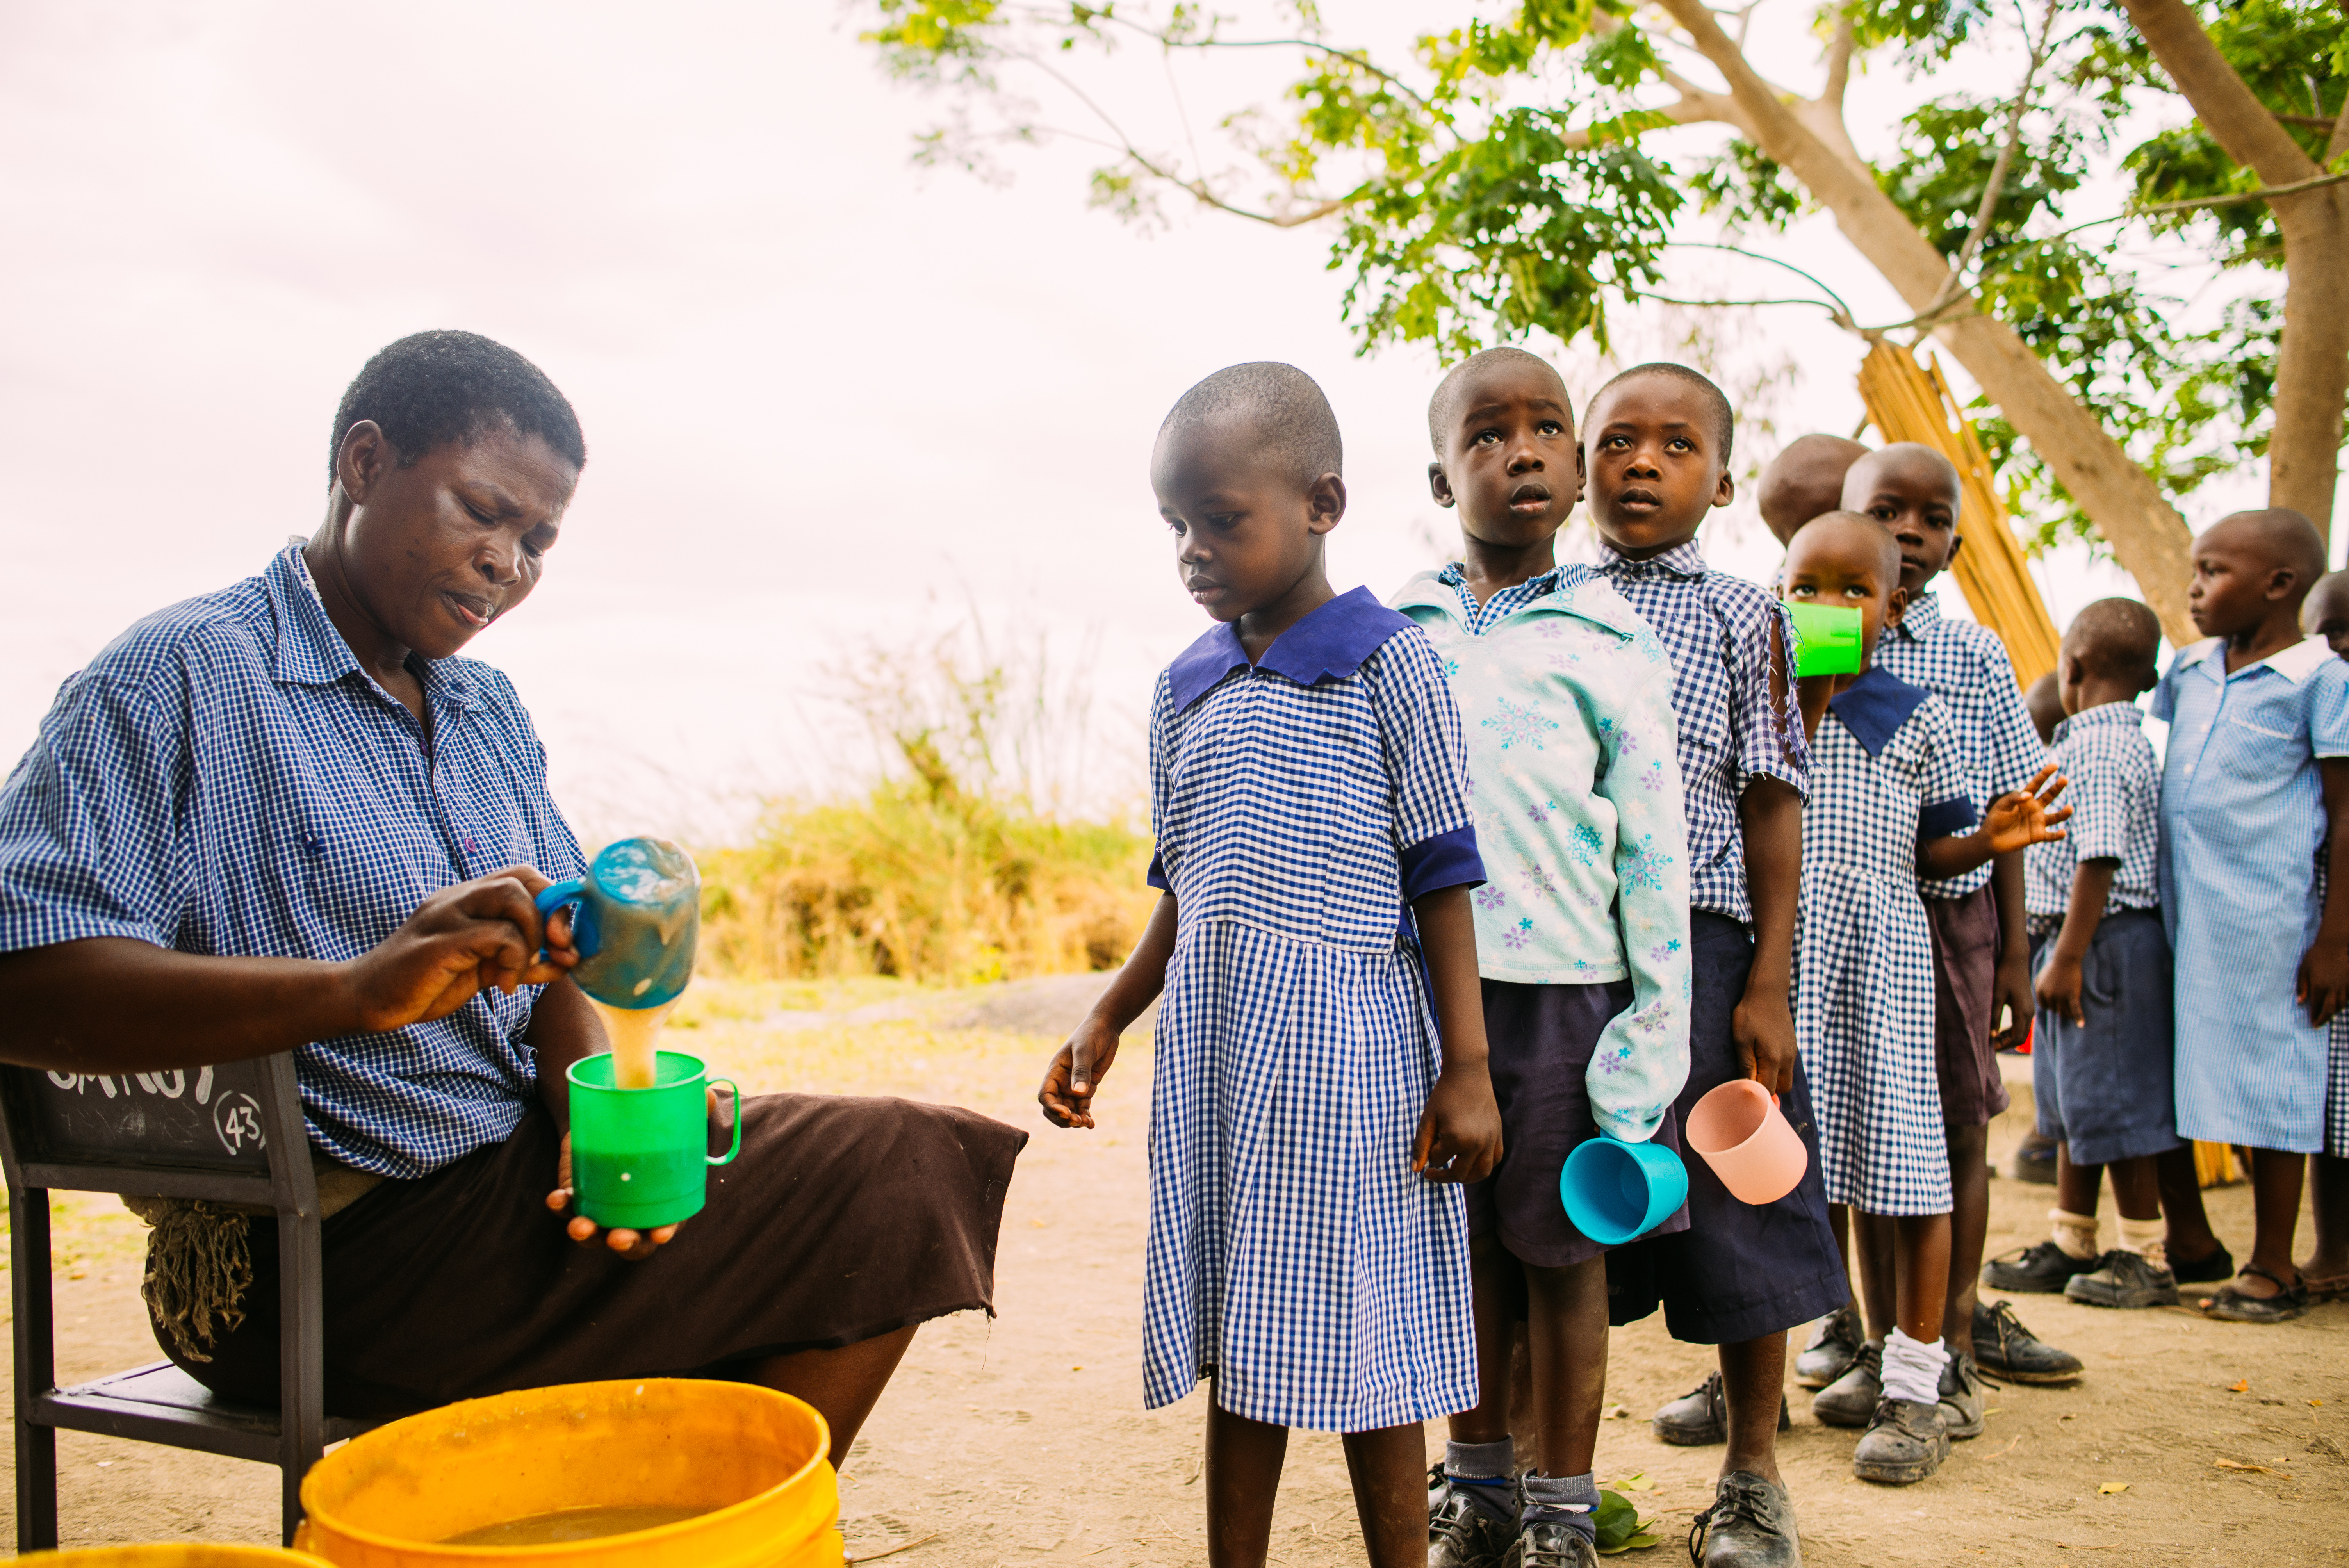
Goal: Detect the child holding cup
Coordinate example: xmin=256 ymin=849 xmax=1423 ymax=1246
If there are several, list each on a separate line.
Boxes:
xmin=1778 ymin=514 xmax=2069 ymax=1485
xmin=1395 ymin=347 xmax=1691 ymax=1568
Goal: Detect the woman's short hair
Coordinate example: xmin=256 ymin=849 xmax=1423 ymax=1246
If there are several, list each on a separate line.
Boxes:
xmin=328 ymin=330 xmax=587 ymax=480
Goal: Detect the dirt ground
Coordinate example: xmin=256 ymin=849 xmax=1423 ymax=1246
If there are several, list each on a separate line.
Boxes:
xmin=5 ymin=972 xmax=2345 ymax=1564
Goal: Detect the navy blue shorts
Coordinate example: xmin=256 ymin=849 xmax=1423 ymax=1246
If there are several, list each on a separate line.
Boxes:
xmin=1604 ymin=912 xmax=1849 ymax=1344
xmin=2030 ymin=910 xmax=2182 ymax=1167
xmin=1465 ymin=978 xmax=1690 ymax=1269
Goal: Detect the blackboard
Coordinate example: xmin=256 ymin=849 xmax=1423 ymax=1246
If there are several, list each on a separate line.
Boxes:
xmin=5 ymin=1061 xmax=273 ymax=1171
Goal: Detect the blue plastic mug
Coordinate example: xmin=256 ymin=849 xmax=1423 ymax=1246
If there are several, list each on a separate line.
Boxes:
xmin=1560 ymin=1135 xmax=1690 ymax=1245
xmin=535 ymin=837 xmax=700 ymax=1010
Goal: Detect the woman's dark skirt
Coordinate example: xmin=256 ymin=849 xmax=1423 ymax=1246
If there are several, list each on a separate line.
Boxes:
xmin=156 ymin=1094 xmax=1027 ymax=1415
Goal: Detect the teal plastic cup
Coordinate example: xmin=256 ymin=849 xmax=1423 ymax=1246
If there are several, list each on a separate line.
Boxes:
xmin=1786 ymin=603 xmax=1865 ymax=676
xmin=535 ymin=837 xmax=700 ymax=1010
xmin=566 ymin=1049 xmax=742 ymax=1230
xmin=1559 ymin=1135 xmax=1690 ymax=1245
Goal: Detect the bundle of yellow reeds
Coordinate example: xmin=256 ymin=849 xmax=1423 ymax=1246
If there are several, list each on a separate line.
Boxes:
xmin=1856 ymin=340 xmax=2060 ymax=689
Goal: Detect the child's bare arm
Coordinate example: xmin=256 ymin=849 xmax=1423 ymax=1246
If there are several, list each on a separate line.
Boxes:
xmin=1736 ymin=777 xmax=1803 ymax=1096
xmin=2298 ymin=758 xmax=2349 ymax=1026
xmin=1989 ymin=851 xmax=2033 ymax=1046
xmin=1408 ymin=884 xmax=1503 ymax=1183
xmin=1921 ymin=764 xmax=2071 ymax=880
xmin=1039 ymin=893 xmax=1176 ymax=1130
xmin=2033 ymin=859 xmax=2117 ymax=1026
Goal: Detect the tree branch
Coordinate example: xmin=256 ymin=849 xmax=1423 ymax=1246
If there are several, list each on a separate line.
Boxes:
xmin=2328 ymin=97 xmax=2349 ymax=164
xmin=2119 ymin=0 xmax=2321 ymax=186
xmin=1927 ymin=0 xmax=2062 ymax=317
xmin=1089 ymin=14 xmax=1436 ymax=113
xmin=2130 ymin=165 xmax=2349 ymax=214
xmin=1823 ymin=12 xmax=1856 ymax=112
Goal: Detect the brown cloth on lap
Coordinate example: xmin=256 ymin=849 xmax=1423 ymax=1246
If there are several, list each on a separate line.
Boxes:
xmin=155 ymin=1094 xmax=1026 ymax=1415
xmin=1926 ymin=884 xmax=2010 ymax=1127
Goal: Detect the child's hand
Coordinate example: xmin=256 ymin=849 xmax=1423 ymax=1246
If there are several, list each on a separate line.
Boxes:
xmin=1412 ymin=1060 xmax=1503 ymax=1183
xmin=2297 ymin=939 xmax=2349 ymax=1027
xmin=1039 ymin=1017 xmax=1122 ymax=1129
xmin=2034 ymin=951 xmax=2086 ymax=1026
xmin=1982 ymin=765 xmax=2072 ymax=855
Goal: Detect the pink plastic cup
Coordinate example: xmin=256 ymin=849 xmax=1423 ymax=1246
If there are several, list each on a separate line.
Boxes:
xmin=1685 ymin=1079 xmax=1808 ymax=1206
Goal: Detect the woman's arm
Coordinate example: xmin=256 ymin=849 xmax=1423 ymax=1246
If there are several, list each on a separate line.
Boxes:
xmin=0 ymin=867 xmax=575 ymax=1073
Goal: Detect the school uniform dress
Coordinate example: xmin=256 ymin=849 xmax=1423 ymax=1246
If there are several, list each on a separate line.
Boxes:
xmin=1872 ymin=591 xmax=2046 ymax=1127
xmin=1143 ymin=587 xmax=1485 ymax=1431
xmin=0 ymin=546 xmax=1026 ymax=1412
xmin=1394 ymin=564 xmax=1692 ymax=1269
xmin=2022 ymin=702 xmax=2178 ymax=1166
xmin=1796 ymin=668 xmax=1976 ymax=1215
xmin=2153 ymin=635 xmax=2349 ymax=1153
xmin=1590 ymin=542 xmax=1846 ymax=1343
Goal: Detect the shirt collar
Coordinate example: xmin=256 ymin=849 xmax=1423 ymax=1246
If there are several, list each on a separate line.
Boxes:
xmin=1395 ymin=564 xmax=1637 ymax=639
xmin=2051 ymin=700 xmax=2144 ymax=744
xmin=1893 ymin=589 xmax=1943 ymax=642
xmin=2174 ymin=634 xmax=2335 ymax=684
xmin=1167 ymin=585 xmax=1412 ymax=713
xmin=1434 ymin=561 xmax=1565 ymax=596
xmin=1596 ymin=539 xmax=1706 ymax=579
xmin=1828 ymin=665 xmax=1931 ymax=758
xmin=269 ymin=544 xmax=481 ymax=712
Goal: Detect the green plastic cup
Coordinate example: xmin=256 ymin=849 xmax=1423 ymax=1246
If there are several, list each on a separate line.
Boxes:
xmin=1786 ymin=603 xmax=1864 ymax=676
xmin=566 ymin=1049 xmax=742 ymax=1230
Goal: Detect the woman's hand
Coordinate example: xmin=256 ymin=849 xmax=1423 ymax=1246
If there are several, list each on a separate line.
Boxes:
xmin=342 ymin=865 xmax=578 ymax=1034
xmin=1412 ymin=1060 xmax=1504 ymax=1184
xmin=1040 ymin=1016 xmax=1122 ymax=1129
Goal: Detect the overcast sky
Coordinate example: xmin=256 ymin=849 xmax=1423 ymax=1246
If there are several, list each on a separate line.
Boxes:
xmin=0 ymin=2 xmax=2296 ymax=843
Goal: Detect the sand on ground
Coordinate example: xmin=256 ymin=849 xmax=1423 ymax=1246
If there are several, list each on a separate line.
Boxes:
xmin=4 ymin=971 xmax=2345 ymax=1564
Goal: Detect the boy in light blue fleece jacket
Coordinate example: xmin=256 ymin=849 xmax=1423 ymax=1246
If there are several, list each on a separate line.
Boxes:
xmin=1399 ymin=347 xmax=1691 ymax=1568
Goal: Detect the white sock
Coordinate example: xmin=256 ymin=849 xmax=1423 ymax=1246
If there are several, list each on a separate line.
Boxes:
xmin=2116 ymin=1215 xmax=2167 ymax=1269
xmin=1881 ymin=1327 xmax=1948 ymax=1406
xmin=2049 ymin=1207 xmax=2099 ymax=1260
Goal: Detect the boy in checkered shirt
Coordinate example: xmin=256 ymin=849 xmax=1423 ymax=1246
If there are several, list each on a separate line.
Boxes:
xmin=1581 ymin=365 xmax=1847 ymax=1566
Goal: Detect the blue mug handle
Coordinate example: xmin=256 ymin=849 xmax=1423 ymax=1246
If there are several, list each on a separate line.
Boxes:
xmin=535 ymin=879 xmax=590 ymax=959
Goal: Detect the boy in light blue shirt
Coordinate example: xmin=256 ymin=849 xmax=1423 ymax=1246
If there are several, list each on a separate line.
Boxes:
xmin=1399 ymin=347 xmax=1690 ymax=1568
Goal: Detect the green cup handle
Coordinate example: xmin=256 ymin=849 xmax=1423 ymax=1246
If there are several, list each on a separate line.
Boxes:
xmin=709 ymin=1078 xmax=743 ymax=1166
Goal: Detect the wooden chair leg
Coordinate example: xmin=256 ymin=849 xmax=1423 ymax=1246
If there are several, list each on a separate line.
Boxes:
xmin=12 ymin=1190 xmax=58 ymax=1554
xmin=276 ymin=1210 xmax=326 ymax=1547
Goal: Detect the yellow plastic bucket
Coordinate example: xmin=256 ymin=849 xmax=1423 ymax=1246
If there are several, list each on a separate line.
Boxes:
xmin=15 ymin=1550 xmax=329 ymax=1565
xmin=292 ymin=1379 xmax=841 ymax=1567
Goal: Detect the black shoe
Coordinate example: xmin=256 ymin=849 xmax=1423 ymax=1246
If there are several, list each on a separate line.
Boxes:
xmin=1501 ymin=1520 xmax=1596 ymax=1568
xmin=2064 ymin=1249 xmax=2180 ymax=1309
xmin=1981 ymin=1239 xmax=2096 ymax=1294
xmin=1794 ymin=1302 xmax=1862 ymax=1389
xmin=1971 ymin=1299 xmax=2083 ymax=1384
xmin=2011 ymin=1131 xmax=2057 ymax=1184
xmin=1852 ymin=1397 xmax=1950 ymax=1485
xmin=1689 ymin=1471 xmax=1802 ymax=1568
xmin=1651 ymin=1370 xmax=1791 ymax=1446
xmin=1428 ymin=1466 xmax=1516 ymax=1568
xmin=1936 ymin=1350 xmax=1985 ymax=1440
xmin=1810 ymin=1339 xmax=1882 ymax=1428
xmin=2169 ymin=1243 xmax=2236 ymax=1284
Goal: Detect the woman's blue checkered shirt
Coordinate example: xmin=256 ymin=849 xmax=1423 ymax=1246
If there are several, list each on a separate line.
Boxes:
xmin=0 ymin=547 xmax=587 ymax=1178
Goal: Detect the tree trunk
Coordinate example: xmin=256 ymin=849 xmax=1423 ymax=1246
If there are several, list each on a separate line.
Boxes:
xmin=2119 ymin=0 xmax=2347 ymax=542
xmin=1654 ymin=0 xmax=2200 ymax=644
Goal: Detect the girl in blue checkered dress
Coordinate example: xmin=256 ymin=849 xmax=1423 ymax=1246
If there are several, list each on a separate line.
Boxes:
xmin=1781 ymin=515 xmax=2069 ymax=1484
xmin=1040 ymin=364 xmax=1501 ymax=1566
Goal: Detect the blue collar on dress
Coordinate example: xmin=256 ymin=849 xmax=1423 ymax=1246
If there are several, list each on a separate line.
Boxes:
xmin=2051 ymin=700 xmax=2144 ymax=744
xmin=267 ymin=544 xmax=480 ymax=712
xmin=1167 ymin=585 xmax=1412 ymax=713
xmin=1828 ymin=664 xmax=1930 ymax=757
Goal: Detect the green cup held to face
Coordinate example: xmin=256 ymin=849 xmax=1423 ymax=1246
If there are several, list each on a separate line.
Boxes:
xmin=1786 ymin=602 xmax=1865 ymax=675
xmin=567 ymin=1049 xmax=743 ymax=1231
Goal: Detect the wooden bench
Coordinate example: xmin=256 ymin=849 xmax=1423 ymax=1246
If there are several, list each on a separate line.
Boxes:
xmin=0 ymin=1055 xmax=386 ymax=1548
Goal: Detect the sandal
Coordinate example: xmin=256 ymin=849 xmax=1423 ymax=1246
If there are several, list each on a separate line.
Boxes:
xmin=2200 ymin=1263 xmax=2309 ymax=1323
xmin=2299 ymin=1265 xmax=2349 ymax=1303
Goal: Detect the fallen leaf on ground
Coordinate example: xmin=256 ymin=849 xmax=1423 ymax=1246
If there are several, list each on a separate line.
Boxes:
xmin=2214 ymin=1459 xmax=2290 ymax=1477
xmin=2228 ymin=1379 xmax=2249 ymax=1393
xmin=2312 ymin=1399 xmax=2325 ymax=1407
xmin=1611 ymin=1472 xmax=1656 ymax=1492
xmin=2096 ymin=1482 xmax=2128 ymax=1495
xmin=1604 ymin=1403 xmax=1629 ymax=1418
